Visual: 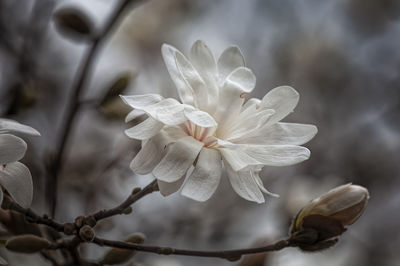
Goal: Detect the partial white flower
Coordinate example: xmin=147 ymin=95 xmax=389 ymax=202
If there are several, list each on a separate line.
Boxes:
xmin=122 ymin=40 xmax=317 ymax=203
xmin=0 ymin=119 xmax=40 ymax=208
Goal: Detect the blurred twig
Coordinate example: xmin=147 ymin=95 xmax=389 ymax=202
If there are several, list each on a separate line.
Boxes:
xmin=47 ymin=0 xmax=142 ymax=217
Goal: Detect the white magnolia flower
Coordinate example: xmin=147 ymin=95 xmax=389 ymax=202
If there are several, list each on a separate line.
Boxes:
xmin=122 ymin=40 xmax=317 ymax=203
xmin=0 ymin=119 xmax=40 ymax=208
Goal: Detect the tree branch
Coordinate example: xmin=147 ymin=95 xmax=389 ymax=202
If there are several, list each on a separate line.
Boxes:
xmin=46 ymin=0 xmax=142 ymax=217
xmin=92 ymin=236 xmax=295 ymax=261
xmin=92 ymin=179 xmax=158 ymax=221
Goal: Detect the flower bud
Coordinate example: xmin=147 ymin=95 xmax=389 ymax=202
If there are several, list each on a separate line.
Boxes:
xmin=79 ymin=225 xmax=95 ymax=242
xmin=100 ymin=233 xmax=146 ymax=265
xmin=6 ymin=234 xmax=51 ymax=253
xmin=290 ymin=184 xmax=369 ymax=251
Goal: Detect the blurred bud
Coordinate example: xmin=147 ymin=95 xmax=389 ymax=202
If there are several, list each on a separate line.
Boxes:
xmin=290 ymin=184 xmax=369 ymax=251
xmin=75 ymin=216 xmax=85 ymax=228
xmin=84 ymin=216 xmax=97 ymax=227
xmin=54 ymin=7 xmax=94 ymax=41
xmin=100 ymin=233 xmax=146 ymax=265
xmin=63 ymin=223 xmax=76 ymax=235
xmin=79 ymin=225 xmax=95 ymax=242
xmin=122 ymin=206 xmax=133 ymax=215
xmin=6 ymin=234 xmax=51 ymax=253
xmin=98 ymin=74 xmax=134 ymax=120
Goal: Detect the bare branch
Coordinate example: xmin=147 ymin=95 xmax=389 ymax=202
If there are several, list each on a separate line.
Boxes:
xmin=92 ymin=236 xmax=295 ymax=261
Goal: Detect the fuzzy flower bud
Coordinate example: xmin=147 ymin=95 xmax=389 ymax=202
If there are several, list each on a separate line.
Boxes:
xmin=5 ymin=234 xmax=51 ymax=253
xmin=290 ymin=184 xmax=369 ymax=251
xmin=100 ymin=233 xmax=146 ymax=265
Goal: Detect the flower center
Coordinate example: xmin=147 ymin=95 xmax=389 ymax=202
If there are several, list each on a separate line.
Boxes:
xmin=180 ymin=121 xmax=218 ymax=148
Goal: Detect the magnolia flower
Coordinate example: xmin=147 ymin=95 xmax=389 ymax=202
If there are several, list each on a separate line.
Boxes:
xmin=0 ymin=119 xmax=40 ymax=208
xmin=122 ymin=40 xmax=317 ymax=203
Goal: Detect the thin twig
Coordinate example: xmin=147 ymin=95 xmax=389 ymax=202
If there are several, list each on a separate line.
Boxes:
xmin=4 ymin=179 xmax=158 ymax=232
xmin=92 ymin=179 xmax=158 ymax=221
xmin=46 ymin=0 xmax=141 ymax=217
xmin=92 ymin=237 xmax=295 ymax=261
xmin=3 ymin=197 xmax=64 ymax=232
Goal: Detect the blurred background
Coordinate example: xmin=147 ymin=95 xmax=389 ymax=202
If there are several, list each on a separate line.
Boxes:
xmin=1 ymin=0 xmax=399 ymax=265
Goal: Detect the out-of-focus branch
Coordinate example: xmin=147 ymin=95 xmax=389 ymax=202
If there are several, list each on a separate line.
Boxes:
xmin=46 ymin=0 xmax=142 ymax=217
xmin=92 ymin=237 xmax=295 ymax=261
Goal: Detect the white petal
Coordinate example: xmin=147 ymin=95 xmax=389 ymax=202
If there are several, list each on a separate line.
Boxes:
xmin=121 ymin=94 xmax=164 ymax=109
xmin=190 ymin=40 xmax=217 ymax=76
xmin=219 ymin=147 xmax=260 ymax=171
xmin=239 ymin=122 xmax=318 ymax=145
xmin=181 ymin=148 xmax=222 ymax=201
xmin=163 ymin=126 xmax=188 ymax=141
xmin=226 ymin=67 xmax=256 ymax=93
xmin=260 ymin=86 xmax=299 ymax=125
xmin=158 ymin=177 xmax=185 ymax=196
xmin=0 ymin=119 xmax=40 ymax=136
xmin=125 ymin=117 xmax=164 ymax=140
xmin=253 ymin=172 xmax=280 ymax=198
xmin=225 ymin=161 xmax=264 ymax=203
xmin=145 ymin=98 xmax=186 ymax=125
xmin=236 ymin=144 xmax=311 ymax=166
xmin=153 ymin=136 xmax=204 ymax=182
xmin=130 ymin=133 xmax=170 ymax=174
xmin=189 ymin=40 xmax=219 ymax=113
xmin=241 ymin=98 xmax=261 ymax=112
xmin=183 ymin=105 xmax=217 ymax=128
xmin=214 ymin=68 xmax=256 ymax=137
xmin=175 ymin=52 xmax=208 ymax=110
xmin=0 ymin=134 xmax=27 ymax=164
xmin=125 ymin=109 xmax=145 ymax=122
xmin=161 ymin=44 xmax=194 ymax=105
xmin=217 ymin=46 xmax=245 ymax=81
xmin=0 ymin=162 xmax=33 ymax=208
xmin=226 ymin=109 xmax=275 ymax=141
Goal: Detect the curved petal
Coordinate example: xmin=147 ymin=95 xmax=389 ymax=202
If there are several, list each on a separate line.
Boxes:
xmin=158 ymin=176 xmax=185 ymax=196
xmin=226 ymin=109 xmax=275 ymax=141
xmin=214 ymin=68 xmax=256 ymax=137
xmin=121 ymin=94 xmax=164 ymax=109
xmin=125 ymin=109 xmax=145 ymax=122
xmin=260 ymin=86 xmax=299 ymax=125
xmin=238 ymin=122 xmax=318 ymax=145
xmin=146 ymin=99 xmax=186 ymax=125
xmin=161 ymin=44 xmax=194 ymax=105
xmin=225 ymin=161 xmax=264 ymax=203
xmin=238 ymin=144 xmax=311 ymax=166
xmin=153 ymin=136 xmax=204 ymax=182
xmin=181 ymin=148 xmax=222 ymax=201
xmin=125 ymin=117 xmax=164 ymax=140
xmin=217 ymin=46 xmax=245 ymax=82
xmin=0 ymin=119 xmax=40 ymax=136
xmin=0 ymin=162 xmax=33 ymax=208
xmin=227 ymin=67 xmax=256 ymax=92
xmin=190 ymin=40 xmax=217 ymax=77
xmin=253 ymin=172 xmax=280 ymax=198
xmin=175 ymin=52 xmax=208 ymax=110
xmin=241 ymin=98 xmax=261 ymax=113
xmin=130 ymin=133 xmax=171 ymax=174
xmin=183 ymin=105 xmax=217 ymax=128
xmin=189 ymin=40 xmax=219 ymax=113
xmin=0 ymin=134 xmax=27 ymax=164
xmin=219 ymin=147 xmax=260 ymax=171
